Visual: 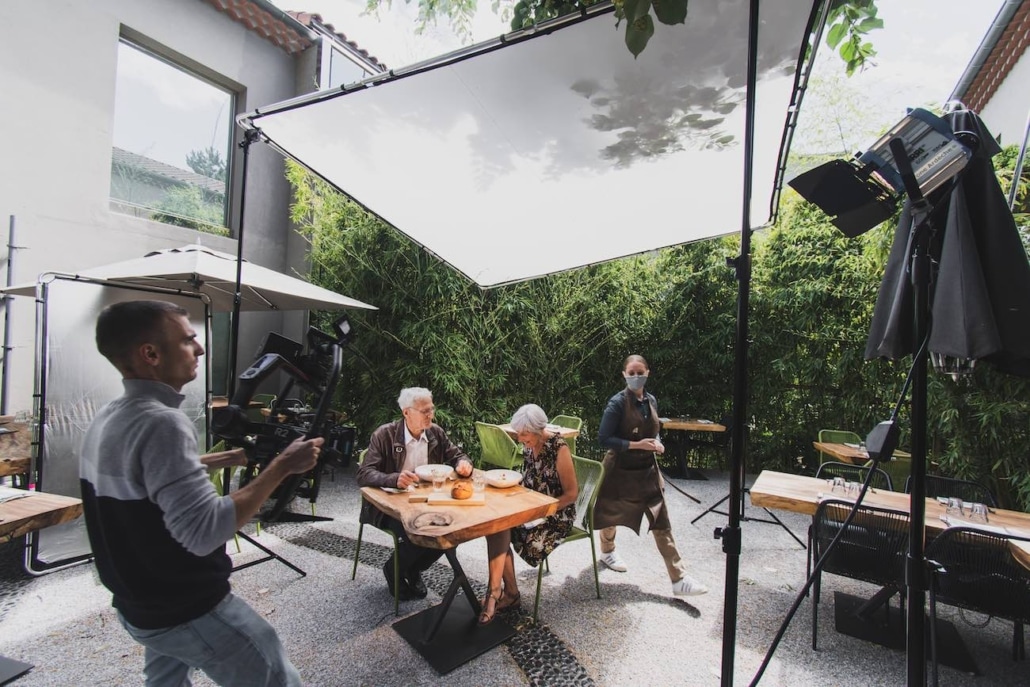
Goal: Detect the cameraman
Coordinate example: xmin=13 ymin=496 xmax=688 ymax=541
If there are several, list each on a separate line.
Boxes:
xmin=80 ymin=300 xmax=323 ymax=687
xmin=357 ymin=387 xmax=473 ymax=599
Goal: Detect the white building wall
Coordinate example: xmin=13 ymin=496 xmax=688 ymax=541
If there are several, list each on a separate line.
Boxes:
xmin=0 ymin=0 xmax=315 ymax=411
xmin=978 ymin=54 xmax=1030 ymax=148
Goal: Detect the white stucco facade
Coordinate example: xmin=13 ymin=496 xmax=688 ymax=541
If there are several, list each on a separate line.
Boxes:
xmin=0 ymin=0 xmax=324 ymax=411
xmin=977 ymin=53 xmax=1030 ymax=148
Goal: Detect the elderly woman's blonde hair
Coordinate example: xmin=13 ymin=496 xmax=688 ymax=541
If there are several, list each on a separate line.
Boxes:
xmin=510 ymin=403 xmax=548 ymax=434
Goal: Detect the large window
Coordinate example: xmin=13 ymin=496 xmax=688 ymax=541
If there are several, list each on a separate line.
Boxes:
xmin=110 ymin=38 xmax=234 ymax=236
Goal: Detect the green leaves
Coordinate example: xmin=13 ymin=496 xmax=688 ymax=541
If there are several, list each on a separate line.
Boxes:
xmin=825 ymin=0 xmax=882 ymax=75
xmin=625 ymin=14 xmax=654 ymax=58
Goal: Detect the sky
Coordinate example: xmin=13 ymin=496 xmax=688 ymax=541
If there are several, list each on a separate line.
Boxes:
xmin=267 ymin=0 xmax=1006 ymax=154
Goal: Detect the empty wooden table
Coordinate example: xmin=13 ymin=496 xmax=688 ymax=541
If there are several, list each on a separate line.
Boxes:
xmin=360 ymin=482 xmax=557 ymax=673
xmin=0 ymin=487 xmax=83 ymax=544
xmin=660 ymin=417 xmax=727 ymax=481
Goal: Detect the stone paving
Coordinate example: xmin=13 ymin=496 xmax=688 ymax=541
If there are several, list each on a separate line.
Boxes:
xmin=1 ymin=467 xmax=1027 ymax=686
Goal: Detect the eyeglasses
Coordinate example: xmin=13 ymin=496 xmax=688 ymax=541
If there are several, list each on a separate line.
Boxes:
xmin=408 ymin=406 xmax=435 ymax=416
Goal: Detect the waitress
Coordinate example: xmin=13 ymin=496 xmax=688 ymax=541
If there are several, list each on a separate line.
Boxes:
xmin=594 ymin=354 xmax=708 ymax=597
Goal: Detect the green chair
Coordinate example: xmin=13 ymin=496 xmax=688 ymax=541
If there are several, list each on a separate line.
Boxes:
xmin=247 ymin=393 xmax=277 ymax=423
xmin=817 ymin=429 xmax=862 ymax=465
xmin=533 ymin=454 xmax=606 ymax=622
xmin=550 ymin=414 xmax=583 ymax=455
xmin=475 ymin=422 xmax=524 ymax=470
xmin=350 ymin=449 xmax=401 ymax=615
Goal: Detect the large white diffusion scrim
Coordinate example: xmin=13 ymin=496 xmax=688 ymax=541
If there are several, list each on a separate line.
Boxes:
xmin=244 ymin=0 xmax=815 ymax=286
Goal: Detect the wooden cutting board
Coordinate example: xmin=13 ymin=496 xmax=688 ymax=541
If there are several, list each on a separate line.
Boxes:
xmin=426 ymin=492 xmax=486 ymax=506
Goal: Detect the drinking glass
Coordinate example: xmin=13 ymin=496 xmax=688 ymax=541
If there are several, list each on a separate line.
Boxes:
xmin=946 ymin=497 xmax=964 ymax=517
xmin=831 ymin=477 xmax=846 ymax=493
xmin=432 ymin=475 xmax=445 ymax=492
xmin=969 ymin=502 xmax=989 ymax=523
xmin=472 ymin=473 xmax=486 ymax=493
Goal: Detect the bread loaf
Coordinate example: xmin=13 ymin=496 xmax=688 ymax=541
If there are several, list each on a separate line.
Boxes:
xmin=451 ymin=481 xmax=473 ymax=500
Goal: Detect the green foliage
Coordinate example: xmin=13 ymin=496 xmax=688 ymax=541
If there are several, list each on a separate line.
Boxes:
xmin=371 ymin=0 xmax=879 ymax=68
xmin=186 ymin=147 xmax=227 ymax=182
xmin=151 ymin=184 xmax=228 ymax=236
xmin=825 ymin=0 xmax=881 ymax=76
xmin=287 ymin=143 xmax=1030 ymax=511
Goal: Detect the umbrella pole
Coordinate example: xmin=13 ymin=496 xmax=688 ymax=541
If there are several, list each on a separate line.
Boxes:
xmin=228 ymin=130 xmax=261 ymax=397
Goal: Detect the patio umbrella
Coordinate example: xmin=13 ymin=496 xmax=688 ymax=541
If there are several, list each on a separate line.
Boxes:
xmin=865 ymin=108 xmax=1030 ymax=376
xmin=862 ymin=108 xmax=1030 ymax=682
xmin=2 ymin=244 xmax=377 ymax=313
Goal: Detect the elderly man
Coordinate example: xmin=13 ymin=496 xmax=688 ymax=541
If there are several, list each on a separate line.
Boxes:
xmin=357 ymin=387 xmax=473 ymax=599
xmin=80 ymin=300 xmax=323 ymax=687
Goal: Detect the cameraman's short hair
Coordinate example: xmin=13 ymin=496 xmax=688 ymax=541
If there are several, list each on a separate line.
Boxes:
xmin=510 ymin=404 xmax=548 ymax=434
xmin=397 ymin=387 xmax=432 ymax=410
xmin=96 ymin=300 xmax=189 ymax=368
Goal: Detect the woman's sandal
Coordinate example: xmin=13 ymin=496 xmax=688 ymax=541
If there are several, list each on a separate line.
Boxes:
xmin=478 ymin=590 xmax=502 ymax=625
xmin=496 ymin=590 xmax=521 ymax=612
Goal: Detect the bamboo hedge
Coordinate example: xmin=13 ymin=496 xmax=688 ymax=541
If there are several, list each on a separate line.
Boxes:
xmin=286 ymin=149 xmax=1030 ymax=510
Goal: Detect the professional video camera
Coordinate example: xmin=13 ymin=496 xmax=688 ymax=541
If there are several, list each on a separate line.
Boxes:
xmin=211 ymin=315 xmax=355 ymax=522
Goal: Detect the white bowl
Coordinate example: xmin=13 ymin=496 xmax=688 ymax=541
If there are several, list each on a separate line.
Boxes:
xmin=484 ymin=469 xmax=523 ymax=488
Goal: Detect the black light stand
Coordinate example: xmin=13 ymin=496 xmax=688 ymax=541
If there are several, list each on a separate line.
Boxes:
xmin=887 ymin=137 xmax=932 ymax=687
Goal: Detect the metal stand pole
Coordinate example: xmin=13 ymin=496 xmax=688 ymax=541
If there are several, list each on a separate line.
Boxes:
xmin=227 ymin=129 xmax=261 ymax=398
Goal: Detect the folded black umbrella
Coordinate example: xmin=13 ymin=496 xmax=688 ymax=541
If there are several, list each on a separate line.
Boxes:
xmin=865 ymin=109 xmax=1030 ymax=378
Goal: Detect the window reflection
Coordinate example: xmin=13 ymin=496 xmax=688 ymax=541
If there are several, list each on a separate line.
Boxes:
xmin=109 ymin=39 xmax=233 ymax=236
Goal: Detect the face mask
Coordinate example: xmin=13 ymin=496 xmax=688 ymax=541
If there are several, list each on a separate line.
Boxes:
xmin=625 ymin=374 xmax=647 ymax=391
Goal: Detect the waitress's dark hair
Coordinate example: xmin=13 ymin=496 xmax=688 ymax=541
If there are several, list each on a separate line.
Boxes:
xmin=96 ymin=300 xmax=188 ymax=368
xmin=623 ymin=354 xmax=649 ymax=370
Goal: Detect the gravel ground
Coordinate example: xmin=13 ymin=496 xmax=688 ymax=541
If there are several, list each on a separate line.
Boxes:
xmin=1 ymin=468 xmax=1026 ymax=686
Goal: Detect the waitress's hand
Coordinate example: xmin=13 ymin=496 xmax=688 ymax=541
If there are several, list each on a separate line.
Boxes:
xmin=633 ymin=438 xmax=663 ymax=453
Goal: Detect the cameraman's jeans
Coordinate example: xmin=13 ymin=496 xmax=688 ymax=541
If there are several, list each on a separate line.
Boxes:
xmin=118 ymin=593 xmax=302 ymax=687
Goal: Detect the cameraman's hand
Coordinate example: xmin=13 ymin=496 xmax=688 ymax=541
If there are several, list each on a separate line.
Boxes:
xmin=275 ymin=437 xmax=324 ymax=475
xmin=455 ymin=459 xmax=473 ymax=478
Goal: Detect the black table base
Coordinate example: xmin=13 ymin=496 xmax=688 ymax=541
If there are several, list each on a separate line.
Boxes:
xmin=393 ymin=549 xmax=515 ymax=674
xmin=833 ymin=591 xmax=979 ymax=675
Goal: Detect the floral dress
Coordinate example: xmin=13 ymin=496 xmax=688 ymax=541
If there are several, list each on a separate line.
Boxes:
xmin=511 ymin=433 xmax=576 ymax=566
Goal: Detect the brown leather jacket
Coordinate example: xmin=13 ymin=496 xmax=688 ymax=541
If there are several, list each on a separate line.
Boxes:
xmin=356 ymin=419 xmax=469 ymax=527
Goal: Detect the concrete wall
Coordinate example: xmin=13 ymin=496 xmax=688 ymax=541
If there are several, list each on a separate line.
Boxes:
xmin=0 ymin=0 xmax=317 ymax=411
xmin=979 ymin=54 xmax=1030 ymax=149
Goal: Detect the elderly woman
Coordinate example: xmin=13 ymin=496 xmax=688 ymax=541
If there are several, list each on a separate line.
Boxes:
xmin=479 ymin=404 xmax=578 ymax=625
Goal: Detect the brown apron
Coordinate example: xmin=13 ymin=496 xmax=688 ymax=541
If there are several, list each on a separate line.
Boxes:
xmin=594 ymin=389 xmax=670 ymax=533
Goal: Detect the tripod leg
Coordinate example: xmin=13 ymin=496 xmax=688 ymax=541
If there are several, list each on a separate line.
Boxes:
xmin=231 ymin=531 xmax=307 ymax=577
xmin=758 ymin=506 xmax=806 ymax=549
xmin=663 ymin=474 xmax=701 ymax=503
xmin=691 ymin=492 xmax=731 ymax=524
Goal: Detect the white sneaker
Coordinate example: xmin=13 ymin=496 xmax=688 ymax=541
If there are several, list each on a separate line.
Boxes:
xmin=672 ymin=575 xmax=709 ymax=597
xmin=600 ymin=551 xmax=628 ymax=572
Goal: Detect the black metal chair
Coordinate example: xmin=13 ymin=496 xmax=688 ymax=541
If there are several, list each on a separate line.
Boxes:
xmin=815 ymin=460 xmax=894 ymax=492
xmin=808 ymin=499 xmax=910 ymax=650
xmin=925 ymin=527 xmax=1030 ymax=686
xmin=906 ymin=474 xmax=998 ymax=508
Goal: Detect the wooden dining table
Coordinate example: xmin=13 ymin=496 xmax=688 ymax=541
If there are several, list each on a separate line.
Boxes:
xmin=360 ymin=481 xmax=557 ymax=674
xmin=813 ymin=441 xmax=912 ymax=466
xmin=0 ymin=487 xmax=83 ymax=545
xmin=659 ymin=417 xmax=727 ymax=482
xmin=749 ymin=469 xmax=1030 ymax=565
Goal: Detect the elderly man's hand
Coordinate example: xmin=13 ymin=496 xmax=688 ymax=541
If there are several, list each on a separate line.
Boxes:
xmin=397 ymin=470 xmax=420 ymax=490
xmin=455 ymin=459 xmax=474 ymax=478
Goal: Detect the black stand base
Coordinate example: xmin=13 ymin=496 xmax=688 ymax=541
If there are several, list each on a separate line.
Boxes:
xmin=0 ymin=655 xmax=32 ymax=685
xmin=393 ymin=549 xmax=514 ymax=674
xmin=692 ymin=487 xmax=806 ymax=549
xmin=833 ymin=592 xmax=979 ymax=675
xmin=661 ymin=469 xmax=701 ymax=503
xmin=231 ymin=531 xmax=306 ymax=577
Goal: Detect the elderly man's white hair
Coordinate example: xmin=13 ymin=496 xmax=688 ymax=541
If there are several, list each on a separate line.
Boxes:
xmin=510 ymin=403 xmax=548 ymax=434
xmin=397 ymin=387 xmax=433 ymax=410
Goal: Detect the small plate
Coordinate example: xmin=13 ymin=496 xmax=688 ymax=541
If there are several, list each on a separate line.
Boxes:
xmin=415 ymin=464 xmax=456 ymax=482
xmin=484 ymin=469 xmax=523 ymax=488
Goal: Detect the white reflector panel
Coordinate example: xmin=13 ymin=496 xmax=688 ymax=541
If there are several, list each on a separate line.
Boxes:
xmin=244 ymin=0 xmax=817 ymax=286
